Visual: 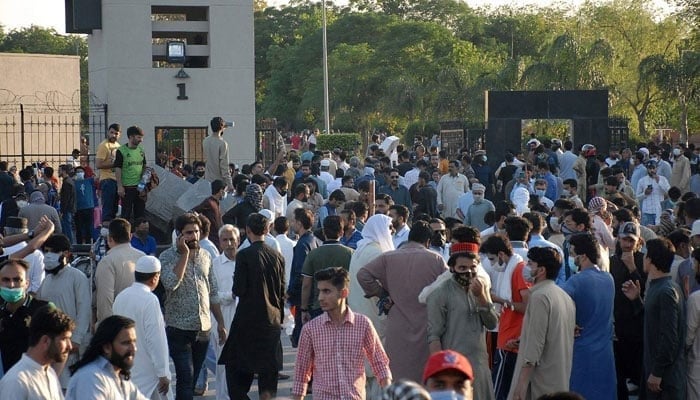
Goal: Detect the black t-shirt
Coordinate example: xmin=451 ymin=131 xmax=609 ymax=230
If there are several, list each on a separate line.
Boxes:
xmin=498 ymin=165 xmax=518 ymax=189
xmin=0 ymin=296 xmax=50 ymax=372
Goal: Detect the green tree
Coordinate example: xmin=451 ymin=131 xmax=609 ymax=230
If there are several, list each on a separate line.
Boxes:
xmin=646 ymin=48 xmax=700 ymax=142
xmin=580 ymin=0 xmax=685 ymax=137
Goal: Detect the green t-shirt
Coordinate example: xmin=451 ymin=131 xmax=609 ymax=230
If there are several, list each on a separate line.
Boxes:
xmin=114 ymin=144 xmax=146 ymax=186
xmin=301 ymin=242 xmax=354 ymax=310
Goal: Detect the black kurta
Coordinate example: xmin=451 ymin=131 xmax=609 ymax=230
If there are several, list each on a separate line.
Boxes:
xmin=218 ymin=241 xmax=285 ymax=373
xmin=643 ymin=276 xmax=686 ymax=399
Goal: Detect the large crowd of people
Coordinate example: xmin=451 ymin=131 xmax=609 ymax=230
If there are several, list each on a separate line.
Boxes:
xmin=0 ymin=121 xmax=700 ymax=400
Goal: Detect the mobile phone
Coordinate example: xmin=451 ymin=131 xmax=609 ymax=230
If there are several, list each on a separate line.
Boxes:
xmin=647 ymin=184 xmax=653 ymax=190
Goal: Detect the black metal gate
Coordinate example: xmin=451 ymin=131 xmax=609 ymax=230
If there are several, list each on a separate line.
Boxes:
xmin=0 ymin=103 xmax=108 ymax=168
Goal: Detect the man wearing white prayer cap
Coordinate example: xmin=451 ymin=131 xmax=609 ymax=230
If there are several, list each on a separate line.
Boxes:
xmin=113 ymin=256 xmax=173 ymax=399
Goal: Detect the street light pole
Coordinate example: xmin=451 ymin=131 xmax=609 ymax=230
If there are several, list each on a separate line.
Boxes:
xmin=322 ymin=0 xmax=330 ymax=135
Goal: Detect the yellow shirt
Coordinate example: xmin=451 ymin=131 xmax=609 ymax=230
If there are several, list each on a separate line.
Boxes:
xmin=96 ymin=139 xmax=121 ymax=181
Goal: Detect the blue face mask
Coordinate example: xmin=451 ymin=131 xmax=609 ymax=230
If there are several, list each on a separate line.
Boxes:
xmin=535 ymin=189 xmax=546 ymax=197
xmin=0 ymin=286 xmax=25 ymax=303
xmin=430 ymin=390 xmax=466 ymax=400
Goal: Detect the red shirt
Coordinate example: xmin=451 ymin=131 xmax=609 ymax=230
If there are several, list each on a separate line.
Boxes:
xmin=291 ymin=135 xmax=302 ymax=150
xmin=497 ymin=262 xmax=530 ymax=351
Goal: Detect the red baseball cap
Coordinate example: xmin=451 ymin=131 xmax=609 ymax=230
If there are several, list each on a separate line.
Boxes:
xmin=423 ymin=350 xmax=473 ymax=383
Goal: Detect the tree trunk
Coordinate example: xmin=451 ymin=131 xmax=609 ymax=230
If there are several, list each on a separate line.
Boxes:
xmin=679 ymin=95 xmax=688 ymax=145
xmin=637 ymin=108 xmax=648 ymax=138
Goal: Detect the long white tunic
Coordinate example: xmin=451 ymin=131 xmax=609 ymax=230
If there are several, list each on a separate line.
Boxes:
xmin=112 ymin=283 xmax=172 ymax=400
xmin=0 ymin=354 xmax=63 ymax=400
xmin=210 ymin=253 xmax=237 ymax=400
xmin=436 ymin=173 xmax=469 ymax=219
xmin=66 ymin=356 xmax=147 ymax=400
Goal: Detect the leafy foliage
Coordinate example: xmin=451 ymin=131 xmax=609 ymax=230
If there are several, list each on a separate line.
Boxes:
xmin=316 ymin=133 xmax=362 ymax=151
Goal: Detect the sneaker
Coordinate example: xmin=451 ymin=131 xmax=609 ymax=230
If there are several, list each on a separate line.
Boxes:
xmin=278 ymin=373 xmax=290 ymax=380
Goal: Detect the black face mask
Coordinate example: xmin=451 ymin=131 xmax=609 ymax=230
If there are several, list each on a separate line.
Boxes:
xmin=196 ymin=171 xmax=205 ymax=177
xmin=279 ymin=190 xmax=287 ymax=196
xmin=453 ymin=270 xmax=476 ymax=287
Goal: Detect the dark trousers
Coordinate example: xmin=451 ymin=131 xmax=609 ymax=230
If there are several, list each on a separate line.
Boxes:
xmin=290 ymin=307 xmax=323 ymax=347
xmin=290 ymin=307 xmax=303 ymax=348
xmin=166 ymin=326 xmax=209 ymax=400
xmin=60 ymin=211 xmax=74 ymax=244
xmin=100 ymin=179 xmax=118 ymax=222
xmin=121 ymin=186 xmax=145 ymax=223
xmin=492 ymin=349 xmax=518 ymax=400
xmin=614 ymin=338 xmax=643 ymax=400
xmin=225 ymin=367 xmax=278 ymax=400
xmin=75 ymin=208 xmax=93 ymax=244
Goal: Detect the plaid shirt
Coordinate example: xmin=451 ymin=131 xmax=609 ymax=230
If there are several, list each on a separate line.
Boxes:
xmin=292 ymin=307 xmax=391 ymax=399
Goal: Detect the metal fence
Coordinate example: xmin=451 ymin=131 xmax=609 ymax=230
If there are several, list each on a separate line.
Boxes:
xmin=0 ymin=103 xmax=108 ymax=168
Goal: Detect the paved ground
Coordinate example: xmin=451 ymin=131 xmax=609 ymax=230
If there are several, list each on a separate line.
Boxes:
xmin=197 ymin=333 xmax=301 ymax=400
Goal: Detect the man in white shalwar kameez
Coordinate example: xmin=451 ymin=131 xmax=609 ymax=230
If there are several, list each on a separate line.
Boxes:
xmin=113 ymin=256 xmax=172 ymax=400
xmin=436 ymin=161 xmax=469 ymax=220
xmin=209 ymin=224 xmax=240 ymax=400
xmin=35 ymin=234 xmax=91 ymax=388
xmin=348 ymin=214 xmax=395 ymax=400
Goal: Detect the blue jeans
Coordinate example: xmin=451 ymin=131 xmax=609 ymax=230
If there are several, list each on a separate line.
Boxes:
xmin=166 ymin=326 xmax=209 ymax=400
xmin=641 ymin=213 xmax=657 ymax=226
xmin=100 ymin=179 xmax=118 ymax=222
xmin=60 ymin=211 xmax=74 ymax=244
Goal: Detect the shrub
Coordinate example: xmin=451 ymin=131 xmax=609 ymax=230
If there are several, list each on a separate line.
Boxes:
xmin=316 ymin=133 xmax=362 ymax=152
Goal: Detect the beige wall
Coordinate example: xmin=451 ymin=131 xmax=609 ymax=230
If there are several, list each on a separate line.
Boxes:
xmin=88 ymin=0 xmax=256 ymax=166
xmin=0 ymin=53 xmax=81 ymax=166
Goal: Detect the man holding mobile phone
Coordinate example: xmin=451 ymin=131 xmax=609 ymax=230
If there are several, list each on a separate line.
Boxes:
xmin=159 ymin=213 xmax=227 ymax=400
xmin=635 ymin=160 xmax=670 ymax=227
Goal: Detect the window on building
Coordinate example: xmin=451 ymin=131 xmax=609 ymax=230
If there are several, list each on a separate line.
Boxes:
xmin=155 ymin=127 xmax=207 ymax=167
xmin=151 ymin=6 xmax=209 ymax=68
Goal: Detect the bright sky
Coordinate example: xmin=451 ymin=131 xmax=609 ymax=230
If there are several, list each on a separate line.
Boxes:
xmin=0 ymin=0 xmax=673 ymax=34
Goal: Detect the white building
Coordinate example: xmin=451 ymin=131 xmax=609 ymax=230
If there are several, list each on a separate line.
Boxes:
xmin=87 ymin=0 xmax=255 ymax=166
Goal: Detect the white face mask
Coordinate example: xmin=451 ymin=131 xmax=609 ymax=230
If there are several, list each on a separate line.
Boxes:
xmin=550 ymin=216 xmax=561 ymax=232
xmin=75 ymin=172 xmax=85 ymax=180
xmin=16 ymin=200 xmax=28 ymax=208
xmin=673 ymin=148 xmax=681 ymax=157
xmin=43 ymin=252 xmax=62 ymax=270
xmin=100 ymin=227 xmax=109 ymax=238
xmin=491 ymin=256 xmax=507 ymax=272
xmin=522 ymin=263 xmax=537 ymax=283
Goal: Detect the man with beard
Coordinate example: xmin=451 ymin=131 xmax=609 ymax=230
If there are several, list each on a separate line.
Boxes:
xmin=114 ymin=126 xmax=147 ymax=222
xmin=609 ymin=222 xmax=646 ymax=400
xmin=0 ymin=305 xmax=75 ymax=399
xmin=509 ymin=247 xmax=575 ymax=400
xmin=159 ymin=212 xmax=227 ymax=400
xmin=389 ymin=205 xmax=410 ymax=249
xmin=35 ymin=234 xmax=91 ymax=389
xmin=96 ymin=123 xmax=122 ymax=222
xmin=66 ymin=315 xmax=145 ymax=399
